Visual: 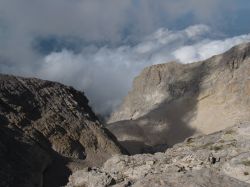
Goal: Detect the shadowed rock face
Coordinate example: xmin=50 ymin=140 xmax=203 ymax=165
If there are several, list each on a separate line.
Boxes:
xmin=108 ymin=42 xmax=250 ymax=154
xmin=0 ymin=75 xmax=126 ymax=187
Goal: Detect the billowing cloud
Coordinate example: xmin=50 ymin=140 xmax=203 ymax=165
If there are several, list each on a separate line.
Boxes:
xmin=0 ymin=0 xmax=250 ymax=116
xmin=173 ymin=34 xmax=250 ymax=63
xmin=32 ymin=25 xmax=249 ymax=116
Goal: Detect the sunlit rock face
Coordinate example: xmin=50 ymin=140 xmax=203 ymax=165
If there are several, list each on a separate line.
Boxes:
xmin=108 ymin=42 xmax=250 ymax=154
xmin=0 ymin=74 xmax=125 ymax=187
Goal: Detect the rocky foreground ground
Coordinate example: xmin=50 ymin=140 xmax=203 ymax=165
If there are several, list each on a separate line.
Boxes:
xmin=67 ymin=122 xmax=250 ymax=187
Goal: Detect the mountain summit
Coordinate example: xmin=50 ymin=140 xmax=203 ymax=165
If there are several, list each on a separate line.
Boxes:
xmin=107 ymin=42 xmax=250 ymax=154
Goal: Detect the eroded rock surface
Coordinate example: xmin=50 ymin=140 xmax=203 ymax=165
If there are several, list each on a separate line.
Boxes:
xmin=67 ymin=123 xmax=250 ymax=187
xmin=108 ymin=42 xmax=250 ymax=154
xmin=0 ymin=74 xmax=125 ymax=187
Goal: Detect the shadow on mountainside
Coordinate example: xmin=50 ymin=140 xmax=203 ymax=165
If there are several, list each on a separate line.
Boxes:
xmin=108 ymin=62 xmax=210 ymax=155
xmin=0 ymin=122 xmax=73 ymax=187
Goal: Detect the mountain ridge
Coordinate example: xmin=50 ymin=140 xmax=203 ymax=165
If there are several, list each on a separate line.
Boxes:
xmin=107 ymin=42 xmax=250 ymax=154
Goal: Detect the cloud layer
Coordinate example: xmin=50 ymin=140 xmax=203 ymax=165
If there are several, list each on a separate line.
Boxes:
xmin=1 ymin=0 xmax=250 ymax=116
xmin=34 ymin=25 xmax=250 ymax=115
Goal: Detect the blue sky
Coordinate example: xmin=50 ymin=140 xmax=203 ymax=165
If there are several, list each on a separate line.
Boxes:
xmin=0 ymin=0 xmax=250 ymax=115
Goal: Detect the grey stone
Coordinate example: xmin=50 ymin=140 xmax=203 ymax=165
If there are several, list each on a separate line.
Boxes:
xmin=69 ymin=123 xmax=250 ymax=187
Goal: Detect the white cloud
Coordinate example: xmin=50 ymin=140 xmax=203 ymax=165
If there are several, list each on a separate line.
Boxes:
xmin=37 ymin=48 xmax=137 ymax=116
xmin=0 ymin=0 xmax=250 ymax=117
xmin=174 ymin=34 xmax=250 ymax=63
xmin=28 ymin=25 xmax=250 ymax=116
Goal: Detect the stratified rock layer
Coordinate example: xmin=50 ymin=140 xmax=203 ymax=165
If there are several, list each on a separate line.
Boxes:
xmin=0 ymin=74 xmax=125 ymax=187
xmin=67 ymin=122 xmax=250 ymax=187
xmin=108 ymin=42 xmax=250 ymax=154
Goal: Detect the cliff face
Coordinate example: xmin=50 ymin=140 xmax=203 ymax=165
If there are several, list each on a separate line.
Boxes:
xmin=0 ymin=74 xmax=125 ymax=187
xmin=108 ymin=42 xmax=250 ymax=154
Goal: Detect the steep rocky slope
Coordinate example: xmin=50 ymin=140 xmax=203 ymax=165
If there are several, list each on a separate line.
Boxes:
xmin=67 ymin=122 xmax=250 ymax=187
xmin=0 ymin=74 xmax=126 ymax=187
xmin=108 ymin=42 xmax=250 ymax=154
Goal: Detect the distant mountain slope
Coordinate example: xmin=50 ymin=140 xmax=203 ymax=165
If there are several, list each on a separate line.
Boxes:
xmin=108 ymin=42 xmax=250 ymax=154
xmin=0 ymin=74 xmax=126 ymax=187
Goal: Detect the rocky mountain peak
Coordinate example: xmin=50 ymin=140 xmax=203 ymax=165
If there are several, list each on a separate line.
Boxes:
xmin=0 ymin=74 xmax=126 ymax=187
xmin=107 ymin=42 xmax=250 ymax=154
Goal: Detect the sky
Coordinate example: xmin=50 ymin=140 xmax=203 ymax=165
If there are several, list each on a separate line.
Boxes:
xmin=0 ymin=0 xmax=250 ymax=116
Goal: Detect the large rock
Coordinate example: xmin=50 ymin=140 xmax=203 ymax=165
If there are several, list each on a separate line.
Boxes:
xmin=108 ymin=42 xmax=250 ymax=154
xmin=0 ymin=74 xmax=126 ymax=187
xmin=67 ymin=122 xmax=250 ymax=187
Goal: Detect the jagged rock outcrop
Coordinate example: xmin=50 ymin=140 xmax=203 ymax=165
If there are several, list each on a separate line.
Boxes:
xmin=0 ymin=74 xmax=126 ymax=187
xmin=66 ymin=122 xmax=250 ymax=187
xmin=108 ymin=42 xmax=250 ymax=154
